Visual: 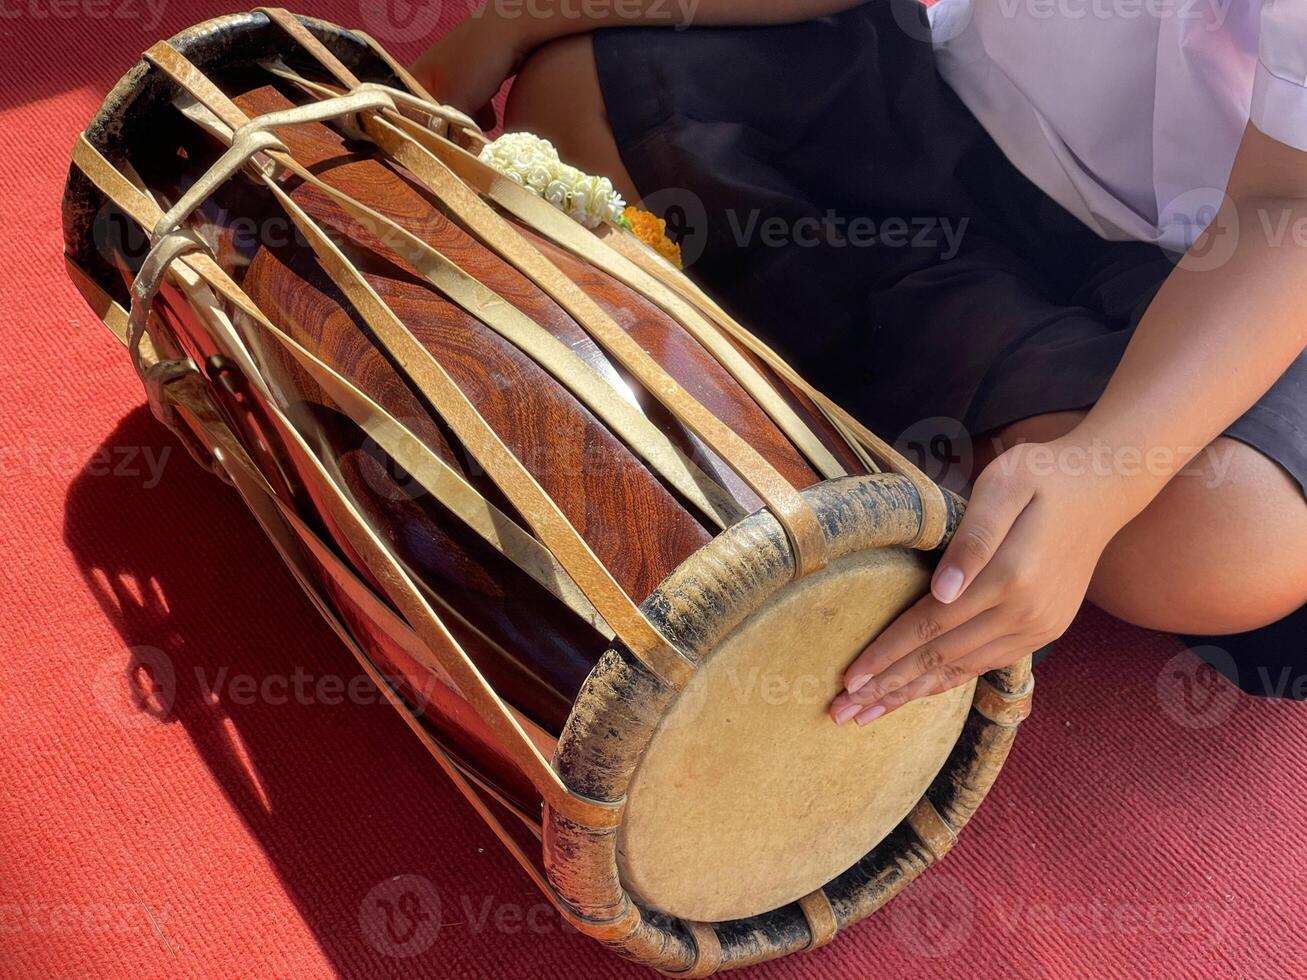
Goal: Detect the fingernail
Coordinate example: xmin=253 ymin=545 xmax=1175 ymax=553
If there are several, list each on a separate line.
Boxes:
xmin=834 ymin=702 xmax=864 ymax=725
xmin=855 ymin=705 xmax=886 ymax=726
xmin=846 ymin=673 xmax=871 ymax=695
xmin=934 ymin=565 xmax=964 ymax=604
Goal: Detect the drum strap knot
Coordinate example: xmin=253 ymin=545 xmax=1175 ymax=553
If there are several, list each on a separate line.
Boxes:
xmin=127 ymin=232 xmax=203 ymax=375
xmin=799 ymin=889 xmax=839 ymax=949
xmin=973 ymin=674 xmax=1035 ymax=727
xmin=680 ymin=921 xmax=722 ymax=978
xmin=907 ymin=798 xmax=958 ymax=861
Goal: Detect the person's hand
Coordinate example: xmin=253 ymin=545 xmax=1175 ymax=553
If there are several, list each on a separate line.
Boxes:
xmin=830 ymin=435 xmax=1142 ymax=725
xmin=410 ymin=9 xmax=536 ymax=131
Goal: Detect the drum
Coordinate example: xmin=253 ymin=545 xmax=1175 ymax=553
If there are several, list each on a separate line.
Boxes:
xmin=60 ymin=9 xmax=1033 ymax=973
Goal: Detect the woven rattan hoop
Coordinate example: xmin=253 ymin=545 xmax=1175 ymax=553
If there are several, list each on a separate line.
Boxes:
xmin=548 ymin=474 xmax=1031 ymax=972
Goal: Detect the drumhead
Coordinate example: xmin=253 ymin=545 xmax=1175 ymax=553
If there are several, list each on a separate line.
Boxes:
xmin=618 ymin=545 xmax=974 ymax=922
xmin=548 ymin=473 xmax=1030 ymax=971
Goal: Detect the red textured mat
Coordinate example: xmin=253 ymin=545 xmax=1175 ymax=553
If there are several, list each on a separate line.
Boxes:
xmin=1 ymin=3 xmax=1303 ymax=977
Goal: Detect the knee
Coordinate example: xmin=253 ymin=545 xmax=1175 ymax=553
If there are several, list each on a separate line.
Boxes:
xmin=502 ymin=34 xmax=636 ymax=200
xmin=1090 ymin=438 xmax=1307 ymax=635
xmin=504 ymin=34 xmax=602 ymax=137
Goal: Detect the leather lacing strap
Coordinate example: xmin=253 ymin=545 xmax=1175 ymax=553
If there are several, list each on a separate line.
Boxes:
xmin=798 ymin=889 xmax=839 ymax=950
xmin=348 ymin=22 xmax=487 ymax=148
xmin=127 ymin=232 xmax=204 ymax=373
xmin=140 ymin=39 xmax=700 ymax=693
xmin=69 ymin=238 xmax=623 ymax=827
xmin=353 ymin=80 xmax=481 ymax=141
xmin=907 ymin=798 xmax=958 ymax=861
xmin=269 ymin=61 xmax=854 ymax=494
xmin=257 ymin=7 xmax=482 ymax=148
xmin=254 ymin=6 xmax=832 ymax=579
xmin=679 ymin=922 xmax=722 ymax=978
xmin=973 ymin=674 xmax=1035 ymax=727
xmin=126 ymin=84 xmax=391 ymax=370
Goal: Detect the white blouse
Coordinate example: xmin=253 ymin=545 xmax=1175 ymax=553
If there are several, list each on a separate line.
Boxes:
xmin=927 ymin=0 xmax=1307 ymax=251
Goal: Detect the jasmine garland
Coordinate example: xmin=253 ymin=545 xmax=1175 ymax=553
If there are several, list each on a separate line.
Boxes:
xmin=478 ymin=131 xmax=626 ymax=228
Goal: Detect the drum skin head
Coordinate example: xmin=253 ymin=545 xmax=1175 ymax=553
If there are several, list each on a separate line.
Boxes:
xmin=617 ymin=547 xmax=975 ymax=921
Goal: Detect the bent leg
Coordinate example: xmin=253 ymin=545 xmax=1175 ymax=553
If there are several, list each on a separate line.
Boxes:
xmin=503 ymin=34 xmax=637 ymax=201
xmin=1090 ymin=437 xmax=1307 ymax=635
xmin=977 ymin=413 xmax=1307 ymax=636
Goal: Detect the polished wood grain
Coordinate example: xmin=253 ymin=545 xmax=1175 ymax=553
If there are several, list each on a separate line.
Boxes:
xmin=115 ymin=67 xmax=871 ymax=762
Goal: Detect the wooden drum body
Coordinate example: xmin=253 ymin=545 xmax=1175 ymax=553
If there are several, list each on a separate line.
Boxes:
xmin=60 ymin=10 xmax=1032 ymax=973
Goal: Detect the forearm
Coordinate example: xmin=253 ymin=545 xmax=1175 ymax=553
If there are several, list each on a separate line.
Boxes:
xmin=479 ymin=0 xmax=867 ymax=49
xmin=1070 ymin=134 xmax=1307 ymax=525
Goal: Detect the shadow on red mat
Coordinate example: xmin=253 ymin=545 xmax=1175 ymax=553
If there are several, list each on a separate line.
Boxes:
xmin=58 ymin=407 xmax=1307 ymax=978
xmin=59 ymin=406 xmax=621 ymax=977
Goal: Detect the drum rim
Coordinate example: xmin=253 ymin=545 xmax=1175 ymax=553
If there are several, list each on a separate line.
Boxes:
xmin=61 ymin=9 xmax=398 ymax=311
xmin=546 ymin=472 xmax=1033 ymax=974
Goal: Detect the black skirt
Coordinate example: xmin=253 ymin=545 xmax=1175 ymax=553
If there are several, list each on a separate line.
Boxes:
xmin=592 ymin=0 xmax=1307 ymax=498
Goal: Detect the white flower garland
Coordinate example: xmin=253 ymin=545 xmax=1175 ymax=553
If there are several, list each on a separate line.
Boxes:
xmin=478 ymin=132 xmax=625 ymax=229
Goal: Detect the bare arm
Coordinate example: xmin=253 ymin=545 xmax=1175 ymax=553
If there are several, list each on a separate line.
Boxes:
xmin=412 ymin=0 xmax=867 ymax=125
xmin=833 ymin=122 xmax=1307 ymax=722
xmin=1080 ymin=123 xmax=1307 ymax=519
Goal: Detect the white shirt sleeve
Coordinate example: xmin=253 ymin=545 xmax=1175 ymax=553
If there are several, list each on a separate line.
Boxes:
xmin=1252 ymin=0 xmax=1307 ymax=152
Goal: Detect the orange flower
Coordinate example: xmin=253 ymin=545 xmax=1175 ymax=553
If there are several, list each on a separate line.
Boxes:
xmin=621 ymin=206 xmax=683 ymax=269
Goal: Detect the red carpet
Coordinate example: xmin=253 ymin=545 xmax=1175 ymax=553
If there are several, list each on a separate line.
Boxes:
xmin=1 ymin=3 xmax=1303 ymax=977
